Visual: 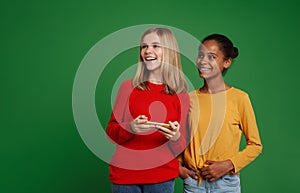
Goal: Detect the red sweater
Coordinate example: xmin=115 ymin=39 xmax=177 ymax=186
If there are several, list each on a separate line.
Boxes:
xmin=106 ymin=80 xmax=190 ymax=184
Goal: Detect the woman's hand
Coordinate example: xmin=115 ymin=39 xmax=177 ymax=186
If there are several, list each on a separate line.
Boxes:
xmin=156 ymin=121 xmax=180 ymax=141
xmin=130 ymin=115 xmax=155 ymax=133
xmin=200 ymin=160 xmax=234 ymax=182
xmin=179 ymin=165 xmax=198 ymax=180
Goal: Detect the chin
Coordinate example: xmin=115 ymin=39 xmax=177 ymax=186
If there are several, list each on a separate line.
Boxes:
xmin=146 ymin=67 xmax=160 ymax=72
xmin=199 ymin=73 xmax=207 ymax=79
xmin=145 ymin=64 xmax=160 ymax=71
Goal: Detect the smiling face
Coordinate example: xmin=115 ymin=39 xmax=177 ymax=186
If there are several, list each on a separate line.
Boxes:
xmin=140 ymin=32 xmax=163 ymax=73
xmin=196 ymin=40 xmax=231 ymax=79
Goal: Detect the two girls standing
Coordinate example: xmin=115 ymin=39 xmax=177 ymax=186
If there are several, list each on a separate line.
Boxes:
xmin=106 ymin=28 xmax=262 ymax=193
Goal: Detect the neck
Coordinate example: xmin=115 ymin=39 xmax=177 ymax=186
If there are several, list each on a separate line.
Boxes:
xmin=201 ymin=77 xmax=230 ymax=94
xmin=148 ymin=73 xmax=163 ymax=84
xmin=148 ymin=79 xmax=164 ymax=84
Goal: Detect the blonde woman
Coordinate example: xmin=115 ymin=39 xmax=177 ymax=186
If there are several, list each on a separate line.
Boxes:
xmin=106 ymin=27 xmax=190 ymax=193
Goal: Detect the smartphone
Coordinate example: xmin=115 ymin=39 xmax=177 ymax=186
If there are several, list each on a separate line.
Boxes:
xmin=144 ymin=121 xmax=172 ymax=129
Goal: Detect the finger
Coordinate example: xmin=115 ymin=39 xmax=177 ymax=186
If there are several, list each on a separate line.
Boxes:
xmin=135 ymin=115 xmax=147 ymax=121
xmin=191 ymin=173 xmax=198 ymax=179
xmin=172 ymin=121 xmax=179 ymax=126
xmin=134 ymin=123 xmax=156 ymax=132
xmin=135 ymin=118 xmax=148 ymax=124
xmin=158 ymin=130 xmax=173 ymax=138
xmin=158 ymin=130 xmax=174 ymax=140
xmin=208 ymin=177 xmax=216 ymax=182
xmin=156 ymin=125 xmax=172 ymax=134
xmin=137 ymin=124 xmax=156 ymax=131
xmin=203 ymin=174 xmax=213 ymax=180
xmin=138 ymin=115 xmax=148 ymax=119
xmin=140 ymin=115 xmax=147 ymax=119
xmin=205 ymin=160 xmax=214 ymax=165
xmin=200 ymin=166 xmax=209 ymax=172
xmin=141 ymin=124 xmax=156 ymax=130
xmin=201 ymin=170 xmax=211 ymax=176
xmin=187 ymin=170 xmax=198 ymax=179
xmin=169 ymin=121 xmax=180 ymax=130
xmin=135 ymin=115 xmax=141 ymax=121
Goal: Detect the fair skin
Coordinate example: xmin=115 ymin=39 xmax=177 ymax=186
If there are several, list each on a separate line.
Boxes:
xmin=140 ymin=32 xmax=163 ymax=83
xmin=179 ymin=40 xmax=234 ymax=182
xmin=130 ymin=32 xmax=181 ymax=141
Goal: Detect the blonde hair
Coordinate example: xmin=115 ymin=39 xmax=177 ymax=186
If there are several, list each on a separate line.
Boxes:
xmin=132 ymin=27 xmax=187 ymax=95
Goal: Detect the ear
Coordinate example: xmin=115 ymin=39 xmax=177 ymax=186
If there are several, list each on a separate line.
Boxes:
xmin=224 ymin=58 xmax=232 ymax=69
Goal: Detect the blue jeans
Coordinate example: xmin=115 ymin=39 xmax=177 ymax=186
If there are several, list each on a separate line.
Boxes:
xmin=112 ymin=179 xmax=174 ymax=193
xmin=183 ymin=174 xmax=240 ymax=193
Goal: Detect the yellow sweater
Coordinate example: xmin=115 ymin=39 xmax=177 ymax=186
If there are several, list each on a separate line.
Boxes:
xmin=180 ymin=87 xmax=262 ymax=182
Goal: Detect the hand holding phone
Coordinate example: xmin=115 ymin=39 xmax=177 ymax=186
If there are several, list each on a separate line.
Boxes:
xmin=149 ymin=121 xmax=181 ymax=141
xmin=144 ymin=121 xmax=172 ymax=129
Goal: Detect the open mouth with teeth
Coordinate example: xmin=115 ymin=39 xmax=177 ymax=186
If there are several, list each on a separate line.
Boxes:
xmin=198 ymin=64 xmax=213 ymax=74
xmin=145 ymin=57 xmax=157 ymax=61
xmin=199 ymin=67 xmax=212 ymax=73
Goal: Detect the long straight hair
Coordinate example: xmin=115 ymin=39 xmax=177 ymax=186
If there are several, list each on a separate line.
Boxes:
xmin=132 ymin=27 xmax=187 ymax=95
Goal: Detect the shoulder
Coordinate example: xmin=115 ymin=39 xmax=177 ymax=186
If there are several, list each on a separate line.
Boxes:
xmin=177 ymin=90 xmax=189 ymax=97
xmin=229 ymin=87 xmax=253 ymax=107
xmin=189 ymin=90 xmax=198 ymax=95
xmin=174 ymin=91 xmax=190 ymax=105
xmin=120 ymin=79 xmax=133 ymax=88
xmin=188 ymin=90 xmax=200 ymax=102
xmin=230 ymin=87 xmax=249 ymax=98
xmin=188 ymin=90 xmax=198 ymax=97
xmin=118 ymin=79 xmax=134 ymax=91
xmin=116 ymin=79 xmax=135 ymax=96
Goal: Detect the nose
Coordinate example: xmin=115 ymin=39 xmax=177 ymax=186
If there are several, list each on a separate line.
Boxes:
xmin=145 ymin=46 xmax=153 ymax=54
xmin=196 ymin=57 xmax=208 ymax=65
xmin=197 ymin=55 xmax=210 ymax=65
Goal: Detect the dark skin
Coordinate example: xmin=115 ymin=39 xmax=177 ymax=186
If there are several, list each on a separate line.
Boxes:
xmin=179 ymin=165 xmax=198 ymax=180
xmin=179 ymin=160 xmax=234 ymax=182
xmin=200 ymin=160 xmax=234 ymax=182
xmin=179 ymin=40 xmax=235 ymax=182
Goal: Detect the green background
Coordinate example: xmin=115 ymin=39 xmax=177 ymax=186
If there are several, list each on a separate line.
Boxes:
xmin=1 ymin=0 xmax=299 ymax=192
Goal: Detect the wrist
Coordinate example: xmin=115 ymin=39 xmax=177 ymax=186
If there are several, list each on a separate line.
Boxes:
xmin=130 ymin=122 xmax=136 ymax=133
xmin=226 ymin=160 xmax=234 ymax=172
xmin=170 ymin=132 xmax=180 ymax=141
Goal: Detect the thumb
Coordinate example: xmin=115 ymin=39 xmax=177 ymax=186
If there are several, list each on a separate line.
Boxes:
xmin=205 ymin=160 xmax=215 ymax=165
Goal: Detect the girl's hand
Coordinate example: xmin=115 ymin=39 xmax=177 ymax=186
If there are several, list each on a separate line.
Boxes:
xmin=156 ymin=121 xmax=180 ymax=141
xmin=130 ymin=115 xmax=155 ymax=133
xmin=200 ymin=160 xmax=234 ymax=182
xmin=179 ymin=165 xmax=198 ymax=180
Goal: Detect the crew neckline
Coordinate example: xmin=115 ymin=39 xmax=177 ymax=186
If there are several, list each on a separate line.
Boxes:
xmin=146 ymin=81 xmax=165 ymax=91
xmin=147 ymin=80 xmax=164 ymax=85
xmin=197 ymin=87 xmax=234 ymax=95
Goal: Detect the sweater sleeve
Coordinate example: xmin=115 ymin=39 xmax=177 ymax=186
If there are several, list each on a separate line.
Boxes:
xmin=168 ymin=92 xmax=190 ymax=157
xmin=106 ymin=80 xmax=135 ymax=145
xmin=229 ymin=94 xmax=263 ymax=173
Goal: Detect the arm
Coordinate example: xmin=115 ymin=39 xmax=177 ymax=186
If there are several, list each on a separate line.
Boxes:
xmin=106 ymin=80 xmax=135 ymax=144
xmin=167 ymin=92 xmax=190 ymax=156
xmin=229 ymin=94 xmax=263 ymax=172
xmin=201 ymin=93 xmax=263 ymax=182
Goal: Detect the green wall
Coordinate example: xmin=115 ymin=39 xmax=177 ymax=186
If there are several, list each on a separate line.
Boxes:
xmin=1 ymin=0 xmax=299 ymax=192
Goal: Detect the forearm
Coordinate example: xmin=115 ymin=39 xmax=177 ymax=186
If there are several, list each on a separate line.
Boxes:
xmin=106 ymin=118 xmax=135 ymax=144
xmin=229 ymin=142 xmax=262 ymax=172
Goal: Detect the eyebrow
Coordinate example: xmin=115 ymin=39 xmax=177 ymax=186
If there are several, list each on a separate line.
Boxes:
xmin=199 ymin=50 xmax=217 ymax=55
xmin=208 ymin=52 xmax=218 ymax=56
xmin=141 ymin=42 xmax=161 ymax=45
xmin=198 ymin=51 xmax=219 ymax=58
